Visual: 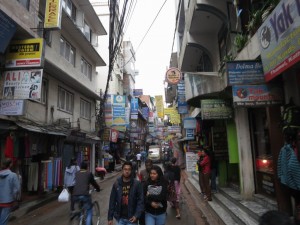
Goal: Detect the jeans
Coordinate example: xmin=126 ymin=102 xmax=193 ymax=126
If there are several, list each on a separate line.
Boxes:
xmin=73 ymin=195 xmax=93 ymax=225
xmin=0 ymin=207 xmax=11 ymax=225
xmin=210 ymin=168 xmax=217 ymax=191
xmin=117 ymin=218 xmax=137 ymax=225
xmin=145 ymin=212 xmax=166 ymax=225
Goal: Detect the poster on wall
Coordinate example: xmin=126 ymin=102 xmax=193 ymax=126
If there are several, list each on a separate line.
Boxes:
xmin=3 ymin=69 xmax=43 ymax=99
xmin=0 ymin=100 xmax=25 ymax=115
xmin=232 ymin=84 xmax=283 ymax=107
xmin=185 ymin=152 xmax=198 ymax=172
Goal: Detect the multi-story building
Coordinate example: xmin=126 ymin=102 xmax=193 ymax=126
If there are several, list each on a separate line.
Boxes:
xmin=170 ymin=0 xmax=298 ymax=219
xmin=0 ymin=0 xmax=106 ymax=197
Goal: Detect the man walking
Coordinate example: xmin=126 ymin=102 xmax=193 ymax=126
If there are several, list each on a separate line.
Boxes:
xmin=0 ymin=158 xmax=21 ymax=225
xmin=108 ymin=161 xmax=144 ymax=225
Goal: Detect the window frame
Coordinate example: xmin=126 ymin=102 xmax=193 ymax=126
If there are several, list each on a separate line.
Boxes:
xmin=80 ymin=57 xmax=92 ymax=80
xmin=60 ymin=37 xmax=76 ymax=66
xmin=80 ymin=98 xmax=91 ymax=119
xmin=58 ymin=87 xmax=74 ymax=114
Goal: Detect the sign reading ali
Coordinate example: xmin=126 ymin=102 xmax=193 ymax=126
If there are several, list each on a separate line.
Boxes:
xmin=166 ymin=67 xmax=181 ymax=84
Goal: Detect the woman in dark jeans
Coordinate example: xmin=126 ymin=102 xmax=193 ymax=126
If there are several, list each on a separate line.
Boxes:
xmin=144 ymin=165 xmax=168 ymax=225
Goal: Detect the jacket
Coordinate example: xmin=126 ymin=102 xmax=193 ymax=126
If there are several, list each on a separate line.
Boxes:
xmin=108 ymin=176 xmax=144 ymax=221
xmin=64 ymin=165 xmax=80 ymax=187
xmin=72 ymin=170 xmax=100 ymax=196
xmin=144 ymin=179 xmax=168 ymax=215
xmin=200 ymin=155 xmax=211 ymax=174
xmin=0 ymin=169 xmax=20 ymax=204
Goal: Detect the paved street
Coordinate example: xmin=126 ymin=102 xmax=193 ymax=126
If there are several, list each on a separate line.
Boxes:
xmin=9 ymin=165 xmax=206 ymax=225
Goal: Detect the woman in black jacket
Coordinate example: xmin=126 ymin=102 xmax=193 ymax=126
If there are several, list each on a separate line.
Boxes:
xmin=144 ymin=165 xmax=168 ymax=225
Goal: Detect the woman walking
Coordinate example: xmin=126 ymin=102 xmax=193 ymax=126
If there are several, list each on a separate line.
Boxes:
xmin=171 ymin=157 xmax=181 ymax=219
xmin=144 ymin=165 xmax=168 ymax=225
xmin=64 ymin=158 xmax=80 ymax=213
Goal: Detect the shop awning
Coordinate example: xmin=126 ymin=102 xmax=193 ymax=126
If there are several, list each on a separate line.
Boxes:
xmin=190 ymin=108 xmax=201 ymax=118
xmin=15 ymin=121 xmax=67 ymax=136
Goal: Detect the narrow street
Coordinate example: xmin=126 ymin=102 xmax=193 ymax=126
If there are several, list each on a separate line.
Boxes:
xmin=9 ymin=165 xmax=207 ymax=225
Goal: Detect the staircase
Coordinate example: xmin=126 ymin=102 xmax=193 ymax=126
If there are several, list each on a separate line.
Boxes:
xmin=187 ymin=175 xmax=278 ymax=225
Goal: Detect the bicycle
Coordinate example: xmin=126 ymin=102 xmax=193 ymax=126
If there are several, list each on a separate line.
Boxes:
xmin=69 ymin=190 xmax=100 ymax=225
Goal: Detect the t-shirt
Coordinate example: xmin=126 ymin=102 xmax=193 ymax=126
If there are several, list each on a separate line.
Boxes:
xmin=136 ymin=153 xmax=141 ymax=160
xmin=121 ymin=181 xmax=131 ymax=219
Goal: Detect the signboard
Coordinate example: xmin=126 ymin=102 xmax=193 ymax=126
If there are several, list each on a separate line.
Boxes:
xmin=133 ymin=89 xmax=143 ymax=96
xmin=232 ymin=84 xmax=283 ymax=107
xmin=185 ymin=152 xmax=198 ymax=172
xmin=3 ymin=69 xmax=43 ymax=99
xmin=44 ymin=0 xmax=62 ymax=29
xmin=165 ymin=67 xmax=181 ymax=84
xmin=0 ymin=100 xmax=25 ymax=115
xmin=186 ymin=129 xmax=194 ymax=140
xmin=130 ymin=98 xmax=138 ymax=114
xmin=227 ymin=61 xmax=265 ymax=85
xmin=183 ymin=117 xmax=197 ymax=129
xmin=113 ymin=95 xmax=126 ymax=106
xmin=5 ymin=38 xmax=44 ymax=68
xmin=0 ymin=10 xmax=16 ymax=54
xmin=258 ymin=0 xmax=300 ymax=81
xmin=155 ymin=95 xmax=164 ymax=118
xmin=110 ymin=129 xmax=119 ymax=143
xmin=201 ymin=99 xmax=233 ymax=120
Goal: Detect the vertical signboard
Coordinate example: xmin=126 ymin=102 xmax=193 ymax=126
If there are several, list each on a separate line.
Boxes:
xmin=155 ymin=95 xmax=164 ymax=119
xmin=44 ymin=0 xmax=62 ymax=29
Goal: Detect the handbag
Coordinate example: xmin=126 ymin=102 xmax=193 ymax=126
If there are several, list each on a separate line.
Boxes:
xmin=58 ymin=188 xmax=70 ymax=202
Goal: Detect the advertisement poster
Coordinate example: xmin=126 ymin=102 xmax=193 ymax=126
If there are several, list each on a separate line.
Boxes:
xmin=232 ymin=84 xmax=283 ymax=107
xmin=258 ymin=0 xmax=300 ymax=81
xmin=227 ymin=61 xmax=265 ymax=85
xmin=5 ymin=38 xmax=44 ymax=68
xmin=3 ymin=69 xmax=43 ymax=99
xmin=186 ymin=152 xmax=198 ymax=172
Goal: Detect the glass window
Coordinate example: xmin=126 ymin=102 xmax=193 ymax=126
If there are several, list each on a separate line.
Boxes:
xmin=58 ymin=87 xmax=73 ymax=113
xmin=80 ymin=58 xmax=92 ymax=80
xmin=80 ymin=99 xmax=91 ymax=119
xmin=60 ymin=37 xmax=75 ymax=66
xmin=84 ymin=22 xmax=91 ymax=42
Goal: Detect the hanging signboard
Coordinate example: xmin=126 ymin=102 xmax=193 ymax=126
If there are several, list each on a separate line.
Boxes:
xmin=232 ymin=84 xmax=283 ymax=107
xmin=0 ymin=100 xmax=25 ymax=115
xmin=258 ymin=0 xmax=300 ymax=82
xmin=201 ymin=99 xmax=233 ymax=120
xmin=165 ymin=67 xmax=181 ymax=84
xmin=44 ymin=0 xmax=62 ymax=29
xmin=186 ymin=129 xmax=194 ymax=140
xmin=227 ymin=61 xmax=265 ymax=85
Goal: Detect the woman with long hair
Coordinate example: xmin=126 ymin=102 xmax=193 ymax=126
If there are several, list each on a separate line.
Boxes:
xmin=144 ymin=165 xmax=168 ymax=225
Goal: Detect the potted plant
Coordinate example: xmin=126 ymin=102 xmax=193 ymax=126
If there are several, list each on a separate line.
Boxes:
xmin=234 ymin=34 xmax=248 ymax=52
xmin=246 ymin=9 xmax=263 ymax=35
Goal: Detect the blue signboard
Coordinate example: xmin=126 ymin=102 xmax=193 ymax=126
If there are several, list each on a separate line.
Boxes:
xmin=113 ymin=106 xmax=125 ymax=117
xmin=130 ymin=98 xmax=138 ymax=114
xmin=142 ymin=107 xmax=149 ymax=120
xmin=0 ymin=10 xmax=16 ymax=54
xmin=113 ymin=95 xmax=126 ymax=106
xmin=133 ymin=89 xmax=143 ymax=96
xmin=186 ymin=129 xmax=194 ymax=140
xmin=227 ymin=61 xmax=265 ymax=85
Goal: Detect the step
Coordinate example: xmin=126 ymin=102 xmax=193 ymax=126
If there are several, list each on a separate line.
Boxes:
xmin=213 ymin=193 xmax=258 ymax=225
xmin=187 ymin=177 xmax=238 ymax=225
xmin=219 ymin=187 xmax=274 ymax=222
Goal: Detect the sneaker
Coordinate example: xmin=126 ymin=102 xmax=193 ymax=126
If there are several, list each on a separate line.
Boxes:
xmin=176 ymin=214 xmax=181 ymax=219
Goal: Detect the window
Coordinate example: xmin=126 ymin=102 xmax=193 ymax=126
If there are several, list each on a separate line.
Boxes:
xmin=62 ymin=0 xmax=76 ymax=21
xmin=40 ymin=79 xmax=48 ymax=104
xmin=58 ymin=87 xmax=74 ymax=113
xmin=84 ymin=22 xmax=91 ymax=42
xmin=60 ymin=37 xmax=75 ymax=66
xmin=80 ymin=99 xmax=91 ymax=119
xmin=17 ymin=0 xmax=29 ymax=10
xmin=81 ymin=58 xmax=92 ymax=80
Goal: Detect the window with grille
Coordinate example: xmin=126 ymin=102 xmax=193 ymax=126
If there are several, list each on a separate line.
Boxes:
xmin=58 ymin=87 xmax=74 ymax=113
xmin=80 ymin=98 xmax=91 ymax=119
xmin=60 ymin=37 xmax=76 ymax=66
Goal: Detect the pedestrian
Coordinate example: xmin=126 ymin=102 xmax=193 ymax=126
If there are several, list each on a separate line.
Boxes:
xmin=144 ymin=165 xmax=168 ymax=225
xmin=108 ymin=161 xmax=144 ymax=225
xmin=138 ymin=159 xmax=153 ymax=225
xmin=136 ymin=152 xmax=142 ymax=168
xmin=72 ymin=161 xmax=100 ymax=225
xmin=64 ymin=158 xmax=80 ymax=213
xmin=197 ymin=150 xmax=205 ymax=196
xmin=171 ymin=157 xmax=181 ymax=219
xmin=259 ymin=210 xmax=294 ymax=225
xmin=209 ymin=150 xmax=218 ymax=193
xmin=0 ymin=158 xmax=21 ymax=225
xmin=199 ymin=149 xmax=212 ymax=201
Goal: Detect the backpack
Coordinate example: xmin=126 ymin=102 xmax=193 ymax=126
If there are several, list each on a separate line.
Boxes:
xmin=281 ymin=104 xmax=300 ymax=133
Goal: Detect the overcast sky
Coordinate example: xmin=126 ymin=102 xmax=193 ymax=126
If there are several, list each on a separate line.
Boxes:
xmin=124 ymin=0 xmax=176 ymax=98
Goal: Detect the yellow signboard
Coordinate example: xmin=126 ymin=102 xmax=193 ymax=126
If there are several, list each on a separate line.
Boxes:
xmin=44 ymin=0 xmax=62 ymax=29
xmin=5 ymin=38 xmax=44 ymax=68
xmin=155 ymin=95 xmax=164 ymax=119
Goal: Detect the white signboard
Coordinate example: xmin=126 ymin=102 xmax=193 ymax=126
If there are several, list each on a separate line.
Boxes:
xmin=3 ymin=69 xmax=43 ymax=99
xmin=185 ymin=152 xmax=198 ymax=172
xmin=0 ymin=99 xmax=25 ymax=115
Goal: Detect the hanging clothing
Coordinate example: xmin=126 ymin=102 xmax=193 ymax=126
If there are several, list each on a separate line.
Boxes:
xmin=278 ymin=144 xmax=300 ymax=190
xmin=4 ymin=136 xmax=14 ymax=159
